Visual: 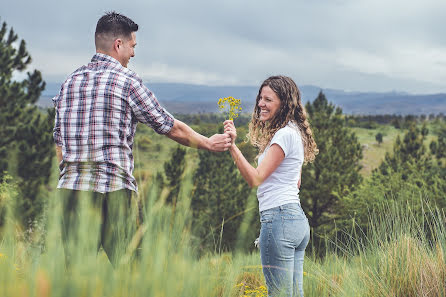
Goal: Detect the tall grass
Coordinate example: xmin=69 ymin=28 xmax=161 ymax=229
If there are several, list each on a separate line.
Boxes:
xmin=302 ymin=201 xmax=446 ymax=297
xmin=0 ymin=173 xmax=262 ymax=297
xmin=1 ymin=174 xmax=445 ymax=296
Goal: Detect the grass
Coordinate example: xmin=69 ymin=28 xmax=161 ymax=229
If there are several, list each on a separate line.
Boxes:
xmin=1 ymin=171 xmax=446 ymax=297
xmin=1 ymin=121 xmax=444 ymax=296
xmin=351 ymin=125 xmax=401 ymax=176
xmin=352 ymin=123 xmax=438 ymax=176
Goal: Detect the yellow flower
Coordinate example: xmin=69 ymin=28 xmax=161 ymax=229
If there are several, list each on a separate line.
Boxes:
xmin=217 ymin=96 xmax=242 ymax=120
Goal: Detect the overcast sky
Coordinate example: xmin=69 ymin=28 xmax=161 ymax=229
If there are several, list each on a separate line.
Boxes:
xmin=2 ymin=0 xmax=446 ymax=93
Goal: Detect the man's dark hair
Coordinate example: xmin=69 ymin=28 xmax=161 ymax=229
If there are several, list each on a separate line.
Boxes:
xmin=95 ymin=11 xmax=138 ymax=39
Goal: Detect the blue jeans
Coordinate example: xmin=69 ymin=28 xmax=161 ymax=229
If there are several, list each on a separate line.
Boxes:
xmin=259 ymin=203 xmax=310 ymax=297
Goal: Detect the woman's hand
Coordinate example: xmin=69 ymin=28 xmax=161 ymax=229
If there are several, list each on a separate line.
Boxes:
xmin=224 ymin=120 xmax=237 ymax=145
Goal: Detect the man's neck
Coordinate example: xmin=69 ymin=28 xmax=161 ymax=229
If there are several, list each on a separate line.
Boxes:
xmin=96 ymin=49 xmax=121 ymax=65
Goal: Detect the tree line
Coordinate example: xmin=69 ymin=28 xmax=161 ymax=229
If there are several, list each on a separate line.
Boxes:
xmin=345 ymin=113 xmax=445 ymax=129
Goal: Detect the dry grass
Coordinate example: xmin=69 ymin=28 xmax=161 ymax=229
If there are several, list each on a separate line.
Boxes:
xmin=360 ymin=235 xmax=446 ymax=297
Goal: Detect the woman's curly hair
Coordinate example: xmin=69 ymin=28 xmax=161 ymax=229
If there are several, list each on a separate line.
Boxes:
xmin=247 ymin=75 xmax=318 ymax=164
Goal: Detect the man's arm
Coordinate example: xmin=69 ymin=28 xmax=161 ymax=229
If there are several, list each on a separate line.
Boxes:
xmin=56 ymin=145 xmax=63 ymax=163
xmin=166 ymin=119 xmax=232 ymax=152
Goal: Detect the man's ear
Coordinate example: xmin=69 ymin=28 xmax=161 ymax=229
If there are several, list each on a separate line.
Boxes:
xmin=113 ymin=39 xmax=122 ymax=52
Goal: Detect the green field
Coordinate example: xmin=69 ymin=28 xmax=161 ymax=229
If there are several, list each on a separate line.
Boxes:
xmin=1 ymin=120 xmax=444 ymax=297
xmin=352 ymin=123 xmax=438 ymax=176
xmin=351 ymin=126 xmax=401 ymax=176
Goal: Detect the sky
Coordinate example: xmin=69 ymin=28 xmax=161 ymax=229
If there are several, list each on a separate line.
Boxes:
xmin=2 ymin=0 xmax=446 ymax=94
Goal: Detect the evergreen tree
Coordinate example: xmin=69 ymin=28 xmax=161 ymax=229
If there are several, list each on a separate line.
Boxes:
xmin=375 ymin=132 xmax=383 ymax=145
xmin=0 ymin=19 xmax=52 ymax=232
xmin=378 ymin=124 xmax=427 ymax=177
xmin=421 ymin=123 xmax=429 ymax=137
xmin=14 ymin=109 xmax=54 ymax=228
xmin=163 ymin=146 xmax=186 ymax=206
xmin=190 ymin=150 xmax=254 ymax=253
xmin=300 ymin=92 xmax=363 ymax=235
xmin=342 ymin=124 xmax=446 ymax=232
xmin=391 ymin=117 xmax=402 ymax=129
xmin=430 ymin=122 xmax=446 ymax=164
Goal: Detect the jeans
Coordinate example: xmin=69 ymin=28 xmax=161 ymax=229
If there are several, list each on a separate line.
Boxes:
xmin=259 ymin=203 xmax=310 ymax=297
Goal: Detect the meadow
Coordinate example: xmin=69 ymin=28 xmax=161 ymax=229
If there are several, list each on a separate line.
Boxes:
xmin=1 ymin=173 xmax=445 ymax=297
xmin=0 ymin=118 xmax=444 ymax=297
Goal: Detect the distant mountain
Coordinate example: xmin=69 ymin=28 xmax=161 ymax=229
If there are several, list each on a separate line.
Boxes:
xmin=38 ymin=81 xmax=446 ymax=115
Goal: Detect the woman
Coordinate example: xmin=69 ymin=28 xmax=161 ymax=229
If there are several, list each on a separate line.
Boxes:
xmin=224 ymin=75 xmax=318 ymax=297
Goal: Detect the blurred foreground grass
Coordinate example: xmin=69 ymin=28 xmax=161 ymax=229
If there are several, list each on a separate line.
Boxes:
xmin=1 ymin=175 xmax=445 ymax=296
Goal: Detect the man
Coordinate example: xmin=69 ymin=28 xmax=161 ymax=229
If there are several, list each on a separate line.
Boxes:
xmin=53 ymin=11 xmax=231 ymax=267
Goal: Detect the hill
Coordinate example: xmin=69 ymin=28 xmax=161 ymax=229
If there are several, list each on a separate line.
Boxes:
xmin=38 ymin=82 xmax=446 ymax=115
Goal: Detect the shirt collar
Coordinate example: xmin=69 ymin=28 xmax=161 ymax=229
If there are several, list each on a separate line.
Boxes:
xmin=91 ymin=53 xmax=121 ymax=65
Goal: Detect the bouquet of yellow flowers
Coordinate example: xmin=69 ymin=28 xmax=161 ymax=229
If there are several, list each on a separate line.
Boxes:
xmin=217 ymin=96 xmax=242 ymax=121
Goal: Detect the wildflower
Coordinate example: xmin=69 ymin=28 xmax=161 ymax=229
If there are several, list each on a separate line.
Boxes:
xmin=235 ymin=282 xmax=268 ymax=297
xmin=217 ymin=96 xmax=242 ymax=120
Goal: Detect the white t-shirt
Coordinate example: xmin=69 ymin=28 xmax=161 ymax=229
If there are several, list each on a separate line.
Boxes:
xmin=257 ymin=122 xmax=304 ymax=212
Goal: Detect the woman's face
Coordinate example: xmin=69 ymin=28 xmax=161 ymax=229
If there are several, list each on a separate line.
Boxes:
xmin=258 ymin=86 xmax=281 ymax=122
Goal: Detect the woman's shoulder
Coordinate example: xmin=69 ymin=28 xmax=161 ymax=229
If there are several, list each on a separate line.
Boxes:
xmin=275 ymin=122 xmax=300 ymax=136
xmin=269 ymin=122 xmax=303 ymax=156
xmin=271 ymin=122 xmax=300 ymax=143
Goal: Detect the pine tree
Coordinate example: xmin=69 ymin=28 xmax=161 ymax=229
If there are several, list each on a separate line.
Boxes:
xmin=342 ymin=123 xmax=446 ymax=233
xmin=163 ymin=146 xmax=186 ymax=206
xmin=190 ymin=150 xmax=254 ymax=253
xmin=300 ymin=91 xmax=363 ymax=233
xmin=375 ymin=132 xmax=383 ymax=145
xmin=378 ymin=123 xmax=428 ymax=177
xmin=0 ymin=19 xmax=52 ymax=232
xmin=14 ymin=109 xmax=54 ymax=228
xmin=430 ymin=122 xmax=446 ymax=164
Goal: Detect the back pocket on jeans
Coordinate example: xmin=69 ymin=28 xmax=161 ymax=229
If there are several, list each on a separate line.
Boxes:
xmin=282 ymin=217 xmax=309 ymax=243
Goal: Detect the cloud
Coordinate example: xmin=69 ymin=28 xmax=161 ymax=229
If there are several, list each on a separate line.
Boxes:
xmin=2 ymin=0 xmax=446 ymax=93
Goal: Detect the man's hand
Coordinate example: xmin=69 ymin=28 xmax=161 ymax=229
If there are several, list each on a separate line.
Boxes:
xmin=207 ymin=133 xmax=232 ymax=152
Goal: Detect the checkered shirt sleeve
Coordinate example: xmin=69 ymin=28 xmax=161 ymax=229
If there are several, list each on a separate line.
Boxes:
xmin=129 ymin=81 xmax=174 ymax=135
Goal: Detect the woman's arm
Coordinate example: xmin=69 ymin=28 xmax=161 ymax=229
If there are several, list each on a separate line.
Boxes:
xmin=224 ymin=120 xmax=285 ymax=188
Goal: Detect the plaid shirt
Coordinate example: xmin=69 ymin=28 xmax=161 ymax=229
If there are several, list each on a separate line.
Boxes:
xmin=53 ymin=53 xmax=174 ymax=193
